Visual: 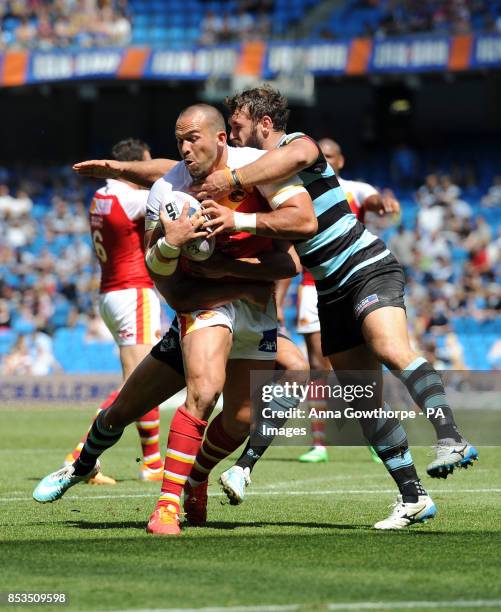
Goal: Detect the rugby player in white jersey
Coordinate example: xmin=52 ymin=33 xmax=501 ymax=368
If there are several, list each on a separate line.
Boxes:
xmin=143 ymin=104 xmax=315 ymax=535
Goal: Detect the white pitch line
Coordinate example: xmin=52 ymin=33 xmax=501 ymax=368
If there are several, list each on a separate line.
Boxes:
xmin=1 ymin=488 xmax=501 ymax=504
xmin=97 ymin=599 xmax=501 ymax=612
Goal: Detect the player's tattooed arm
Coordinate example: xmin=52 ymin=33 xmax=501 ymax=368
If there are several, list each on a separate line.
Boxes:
xmin=188 ymin=241 xmax=300 ymax=281
xmin=72 ymin=158 xmax=178 ymax=187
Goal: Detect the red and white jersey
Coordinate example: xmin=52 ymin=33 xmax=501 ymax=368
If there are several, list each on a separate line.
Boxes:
xmin=301 ymin=176 xmax=378 ymax=286
xmin=146 ymin=146 xmax=306 ymax=261
xmin=89 ymin=179 xmax=153 ymax=293
xmin=338 ymin=177 xmax=378 ymax=222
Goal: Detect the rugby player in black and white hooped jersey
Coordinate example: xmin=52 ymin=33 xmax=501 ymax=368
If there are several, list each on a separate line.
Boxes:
xmin=295 ymin=138 xmax=400 ymax=464
xmin=191 ymin=86 xmax=478 ymax=530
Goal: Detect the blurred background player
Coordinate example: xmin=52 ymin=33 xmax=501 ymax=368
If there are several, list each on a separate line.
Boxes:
xmin=296 ymin=138 xmax=400 ymax=463
xmin=64 ymin=138 xmax=165 ymax=483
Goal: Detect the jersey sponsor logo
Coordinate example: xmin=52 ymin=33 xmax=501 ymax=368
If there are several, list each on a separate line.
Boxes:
xmin=118 ymin=327 xmax=135 ymax=340
xmin=159 ymin=332 xmax=179 ymax=352
xmin=90 ymin=215 xmax=103 ymax=229
xmin=197 ymin=311 xmax=217 ymax=321
xmin=90 ymin=197 xmax=113 ymax=215
xmin=354 ymin=294 xmax=379 ymax=318
xmin=164 ymin=200 xmax=181 ymax=221
xmin=258 ymin=329 xmax=278 ymax=353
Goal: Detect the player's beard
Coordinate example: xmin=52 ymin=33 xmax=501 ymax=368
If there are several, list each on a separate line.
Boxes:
xmin=243 ymin=124 xmax=262 ymax=149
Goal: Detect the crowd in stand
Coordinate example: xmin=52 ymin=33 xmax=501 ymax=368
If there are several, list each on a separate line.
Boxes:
xmin=0 ymin=0 xmax=132 ymax=50
xmin=0 ymin=162 xmax=499 ymax=374
xmin=198 ymin=0 xmax=273 ymax=45
xmin=359 ymin=0 xmax=501 ymax=37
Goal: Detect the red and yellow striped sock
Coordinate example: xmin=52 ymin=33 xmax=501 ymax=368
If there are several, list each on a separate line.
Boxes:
xmin=311 ymin=416 xmax=327 ymax=447
xmin=158 ymin=406 xmax=207 ymax=511
xmin=68 ymin=389 xmax=120 ymax=461
xmin=136 ymin=406 xmax=163 ymax=472
xmin=188 ymin=413 xmax=246 ymax=486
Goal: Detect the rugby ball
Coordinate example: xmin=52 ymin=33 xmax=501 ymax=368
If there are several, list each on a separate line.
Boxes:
xmin=161 ymin=191 xmax=215 ymax=262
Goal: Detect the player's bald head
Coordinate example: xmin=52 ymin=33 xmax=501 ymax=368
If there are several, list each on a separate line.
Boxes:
xmin=176 ymin=104 xmax=226 ymax=134
xmin=318 ymin=138 xmax=344 ymax=172
xmin=318 ymin=138 xmax=341 ymax=157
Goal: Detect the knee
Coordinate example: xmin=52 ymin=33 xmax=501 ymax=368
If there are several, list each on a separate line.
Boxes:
xmin=371 ymin=338 xmax=415 ymax=371
xmin=187 ymin=377 xmax=224 ymax=418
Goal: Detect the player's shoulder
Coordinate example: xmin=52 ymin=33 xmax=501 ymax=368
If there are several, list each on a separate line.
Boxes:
xmin=227 ymin=146 xmax=266 ymax=169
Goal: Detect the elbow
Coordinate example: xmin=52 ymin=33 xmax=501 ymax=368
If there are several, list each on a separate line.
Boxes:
xmin=299 ymin=218 xmax=318 ymax=239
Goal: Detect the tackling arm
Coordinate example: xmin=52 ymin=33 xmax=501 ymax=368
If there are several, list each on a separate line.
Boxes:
xmin=73 ymin=158 xmax=178 ymax=187
xmin=191 ymin=138 xmax=320 ymax=201
xmin=202 ymin=191 xmax=317 ymax=240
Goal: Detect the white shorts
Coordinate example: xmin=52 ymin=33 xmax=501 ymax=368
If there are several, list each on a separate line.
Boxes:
xmin=99 ymin=288 xmax=162 ymax=347
xmin=177 ymin=298 xmax=277 ymax=361
xmin=296 ymin=284 xmax=320 ymax=335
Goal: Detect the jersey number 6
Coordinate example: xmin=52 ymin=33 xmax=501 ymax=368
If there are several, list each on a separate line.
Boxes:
xmin=92 ymin=229 xmax=108 ymax=263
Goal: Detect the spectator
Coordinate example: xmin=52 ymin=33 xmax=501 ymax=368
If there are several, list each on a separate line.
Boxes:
xmin=1 ymin=335 xmax=33 ymax=376
xmin=389 ymin=224 xmax=415 ymax=273
xmin=481 ymin=176 xmax=501 ymax=208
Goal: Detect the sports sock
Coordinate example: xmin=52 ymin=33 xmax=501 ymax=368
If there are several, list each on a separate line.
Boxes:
xmin=135 ymin=406 xmax=163 ymax=472
xmin=157 ymin=406 xmax=207 ymax=510
xmin=234 ymin=382 xmax=298 ymax=472
xmin=359 ymin=405 xmax=427 ymax=503
xmin=73 ymin=410 xmax=124 ymax=476
xmin=311 ymin=417 xmax=326 ymax=448
xmin=68 ymin=389 xmax=119 ymax=461
xmin=188 ymin=412 xmax=246 ymax=486
xmin=398 ymin=357 xmax=462 ymax=442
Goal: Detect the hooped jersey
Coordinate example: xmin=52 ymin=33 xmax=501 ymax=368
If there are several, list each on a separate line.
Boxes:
xmin=280 ymin=132 xmax=389 ymax=303
xmin=146 ymin=146 xmax=306 ymax=261
xmin=89 ymin=179 xmax=153 ymax=293
xmin=301 ymin=176 xmax=378 ymax=285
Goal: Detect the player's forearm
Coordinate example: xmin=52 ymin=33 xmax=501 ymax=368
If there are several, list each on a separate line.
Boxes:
xmin=253 ymin=206 xmax=317 ymax=240
xmin=224 ymin=251 xmax=299 ymax=281
xmin=363 ymin=194 xmax=383 ymax=212
xmin=120 ymin=159 xmax=177 ymax=187
xmin=237 ymin=142 xmax=317 ymax=187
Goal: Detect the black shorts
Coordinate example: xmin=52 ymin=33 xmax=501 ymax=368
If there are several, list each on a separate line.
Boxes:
xmin=149 ymin=324 xmax=185 ymax=376
xmin=318 ymin=255 xmax=406 ymax=356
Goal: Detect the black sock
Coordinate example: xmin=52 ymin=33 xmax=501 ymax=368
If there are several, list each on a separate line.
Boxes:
xmin=73 ymin=412 xmax=124 ymax=476
xmin=359 ymin=409 xmax=427 ymax=503
xmin=235 ymin=382 xmax=297 ymax=472
xmin=398 ymin=358 xmax=462 ymax=443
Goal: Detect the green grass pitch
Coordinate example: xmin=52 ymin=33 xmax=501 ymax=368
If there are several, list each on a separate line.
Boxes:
xmin=1 ymin=405 xmax=501 ymax=612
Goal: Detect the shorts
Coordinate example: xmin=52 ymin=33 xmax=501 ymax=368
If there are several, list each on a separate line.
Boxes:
xmin=150 ymin=324 xmax=185 ymax=376
xmin=177 ymin=298 xmax=277 ymax=361
xmin=296 ymin=283 xmax=320 ymax=334
xmin=318 ymin=255 xmax=406 ymax=356
xmin=99 ymin=287 xmax=161 ymax=347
